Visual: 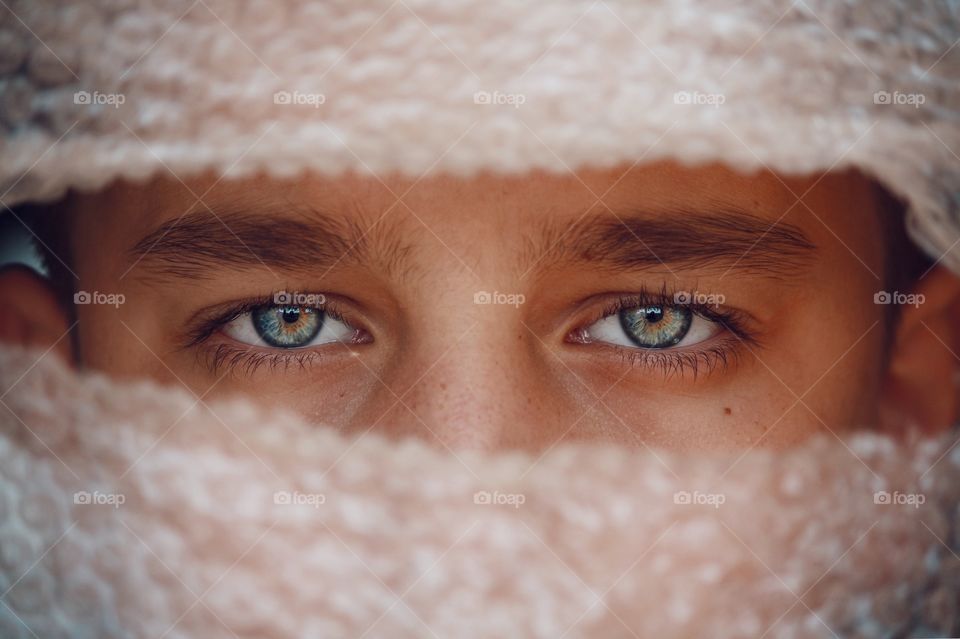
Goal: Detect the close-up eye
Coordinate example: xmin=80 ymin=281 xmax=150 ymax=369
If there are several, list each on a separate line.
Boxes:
xmin=223 ymin=304 xmax=358 ymax=348
xmin=581 ymin=303 xmax=722 ymax=349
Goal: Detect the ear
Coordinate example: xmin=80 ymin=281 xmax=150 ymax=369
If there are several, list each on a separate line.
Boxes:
xmin=0 ymin=263 xmax=74 ymax=363
xmin=880 ymin=265 xmax=960 ymax=435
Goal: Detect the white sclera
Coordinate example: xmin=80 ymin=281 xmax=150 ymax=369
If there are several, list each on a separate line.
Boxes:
xmin=586 ymin=310 xmax=719 ymax=348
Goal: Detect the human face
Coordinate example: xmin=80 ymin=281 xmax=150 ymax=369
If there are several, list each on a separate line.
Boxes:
xmin=62 ymin=162 xmax=891 ymax=451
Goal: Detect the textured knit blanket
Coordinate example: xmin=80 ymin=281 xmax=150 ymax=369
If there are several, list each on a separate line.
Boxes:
xmin=1 ymin=346 xmax=958 ymax=638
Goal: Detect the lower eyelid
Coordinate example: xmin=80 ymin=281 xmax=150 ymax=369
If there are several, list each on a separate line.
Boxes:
xmin=617 ymin=341 xmax=743 ymax=379
xmin=197 ymin=342 xmax=326 ymax=376
xmin=197 ymin=325 xmax=370 ymax=375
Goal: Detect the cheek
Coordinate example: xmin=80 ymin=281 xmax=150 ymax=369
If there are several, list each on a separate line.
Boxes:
xmin=787 ymin=300 xmax=889 ymax=430
xmin=592 ymin=330 xmax=889 ymax=452
xmin=794 ymin=338 xmax=888 ymax=435
xmin=593 ymin=385 xmax=799 ymax=451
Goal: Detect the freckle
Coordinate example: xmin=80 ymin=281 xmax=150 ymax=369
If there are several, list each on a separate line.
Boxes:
xmin=724 ymin=407 xmax=732 ymax=416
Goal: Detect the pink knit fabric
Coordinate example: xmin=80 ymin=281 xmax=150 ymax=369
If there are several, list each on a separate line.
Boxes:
xmin=1 ymin=345 xmax=958 ymax=638
xmin=1 ymin=0 xmax=959 ymax=270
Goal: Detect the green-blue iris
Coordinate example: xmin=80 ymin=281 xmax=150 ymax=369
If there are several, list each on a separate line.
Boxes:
xmin=252 ymin=305 xmax=323 ymax=347
xmin=619 ymin=305 xmax=692 ymax=348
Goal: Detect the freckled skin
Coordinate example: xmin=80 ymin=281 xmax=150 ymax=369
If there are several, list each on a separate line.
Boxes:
xmin=10 ymin=161 xmax=956 ymax=452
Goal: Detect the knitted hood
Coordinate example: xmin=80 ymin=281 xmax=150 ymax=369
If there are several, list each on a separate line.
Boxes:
xmin=1 ymin=1 xmax=960 ymax=638
xmin=0 ymin=0 xmax=959 ymax=269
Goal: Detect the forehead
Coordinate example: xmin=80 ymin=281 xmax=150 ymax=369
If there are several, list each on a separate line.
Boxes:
xmin=78 ymin=162 xmax=877 ymax=226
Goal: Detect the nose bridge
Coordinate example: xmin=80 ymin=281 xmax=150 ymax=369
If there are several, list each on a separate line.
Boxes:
xmin=347 ymin=211 xmax=562 ymax=448
xmin=377 ymin=307 xmax=544 ymax=450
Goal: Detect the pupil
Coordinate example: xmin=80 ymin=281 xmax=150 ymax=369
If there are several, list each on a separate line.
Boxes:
xmin=644 ymin=307 xmax=664 ymax=323
xmin=281 ymin=307 xmax=300 ymax=324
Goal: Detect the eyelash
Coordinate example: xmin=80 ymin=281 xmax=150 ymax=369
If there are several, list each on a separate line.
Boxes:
xmin=570 ymin=286 xmax=758 ymax=380
xmin=182 ymin=292 xmax=360 ymax=375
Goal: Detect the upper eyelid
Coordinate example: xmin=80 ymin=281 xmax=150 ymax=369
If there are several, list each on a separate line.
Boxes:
xmin=607 ymin=290 xmax=757 ymax=329
xmin=581 ymin=290 xmax=730 ymax=326
xmin=179 ymin=291 xmax=342 ymax=349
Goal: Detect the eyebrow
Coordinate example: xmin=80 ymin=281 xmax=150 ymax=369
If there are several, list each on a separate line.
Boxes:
xmin=527 ymin=208 xmax=816 ymax=277
xmin=129 ymin=203 xmax=410 ymax=280
xmin=130 ymin=203 xmax=815 ymax=280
